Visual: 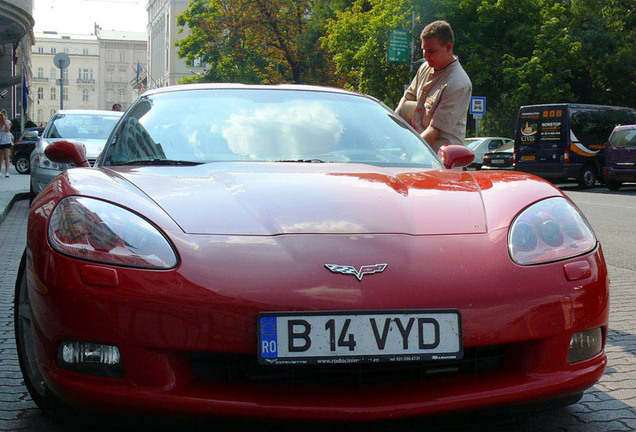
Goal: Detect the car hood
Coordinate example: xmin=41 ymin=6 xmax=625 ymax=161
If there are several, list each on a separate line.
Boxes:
xmin=108 ymin=163 xmax=488 ymax=236
xmin=43 ymin=138 xmax=108 ymax=158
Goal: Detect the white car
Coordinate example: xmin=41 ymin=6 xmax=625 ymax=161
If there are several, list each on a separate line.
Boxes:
xmin=464 ymin=137 xmax=512 ymax=169
xmin=30 ymin=109 xmax=122 ymax=197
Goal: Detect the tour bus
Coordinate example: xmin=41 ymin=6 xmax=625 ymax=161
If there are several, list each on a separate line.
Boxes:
xmin=514 ymin=103 xmax=636 ymax=188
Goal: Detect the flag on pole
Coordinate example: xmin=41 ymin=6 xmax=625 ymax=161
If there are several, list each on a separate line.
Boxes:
xmin=22 ymin=69 xmax=28 ymax=114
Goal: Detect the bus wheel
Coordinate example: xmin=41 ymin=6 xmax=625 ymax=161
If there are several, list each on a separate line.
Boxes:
xmin=607 ymin=179 xmax=622 ymax=191
xmin=578 ymin=165 xmax=596 ymax=189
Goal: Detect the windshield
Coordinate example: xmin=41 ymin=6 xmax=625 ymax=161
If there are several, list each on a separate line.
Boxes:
xmin=45 ymin=113 xmax=121 ymax=140
xmin=609 ymin=129 xmax=636 ymax=149
xmin=497 ymin=141 xmax=514 ymax=152
xmin=465 ymin=139 xmax=484 ymax=150
xmin=101 ymin=89 xmax=441 ymax=168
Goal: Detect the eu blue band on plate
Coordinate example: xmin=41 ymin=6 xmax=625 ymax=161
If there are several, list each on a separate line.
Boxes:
xmin=260 ymin=316 xmax=278 ymax=358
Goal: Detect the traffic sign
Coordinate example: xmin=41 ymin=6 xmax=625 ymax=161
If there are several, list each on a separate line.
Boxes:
xmin=387 ymin=30 xmax=410 ymax=64
xmin=470 ymin=96 xmax=486 ymax=115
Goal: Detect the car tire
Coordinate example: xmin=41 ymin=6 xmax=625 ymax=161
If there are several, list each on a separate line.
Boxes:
xmin=607 ymin=179 xmax=622 ymax=191
xmin=577 ymin=165 xmax=596 ymax=189
xmin=14 ymin=252 xmax=72 ymax=421
xmin=14 ymin=155 xmax=30 ymax=174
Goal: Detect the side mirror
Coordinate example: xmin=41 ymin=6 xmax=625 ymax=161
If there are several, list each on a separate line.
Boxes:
xmin=24 ymin=131 xmax=39 ymax=140
xmin=438 ymin=144 xmax=475 ymax=169
xmin=44 ymin=140 xmax=90 ymax=168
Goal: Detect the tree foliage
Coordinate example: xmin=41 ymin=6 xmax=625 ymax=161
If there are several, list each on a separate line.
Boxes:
xmin=176 ymin=0 xmax=635 ymax=136
xmin=176 ymin=0 xmax=342 ymax=84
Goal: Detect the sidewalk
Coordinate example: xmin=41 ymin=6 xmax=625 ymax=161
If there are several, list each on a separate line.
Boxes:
xmin=0 ymin=164 xmax=30 ymax=224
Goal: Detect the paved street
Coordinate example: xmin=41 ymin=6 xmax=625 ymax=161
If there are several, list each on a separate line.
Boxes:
xmin=1 ymin=177 xmax=636 ymax=431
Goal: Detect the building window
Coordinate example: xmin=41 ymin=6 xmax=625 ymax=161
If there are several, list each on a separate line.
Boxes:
xmin=51 ymin=48 xmax=56 ymax=54
xmin=83 ymin=69 xmax=89 ymax=80
xmin=107 ymin=89 xmax=114 ymax=102
xmin=62 ymin=68 xmax=68 ymax=80
xmin=37 ymin=47 xmax=44 ymax=53
xmin=37 ymin=68 xmax=44 ymax=79
xmin=37 ymin=88 xmax=43 ymax=100
xmin=106 ymin=69 xmax=113 ymax=82
xmin=50 ymin=68 xmax=56 ymax=79
xmin=37 ymin=109 xmax=43 ymax=124
xmin=64 ymin=48 xmax=69 ymax=54
xmin=90 ymin=69 xmax=94 ymax=80
xmin=50 ymin=88 xmax=56 ymax=100
xmin=83 ymin=89 xmax=89 ymax=101
xmin=119 ymin=88 xmax=126 ymax=98
xmin=83 ymin=48 xmax=89 ymax=55
xmin=120 ymin=51 xmax=126 ymax=62
xmin=63 ymin=88 xmax=68 ymax=101
xmin=78 ymin=68 xmax=82 ymax=79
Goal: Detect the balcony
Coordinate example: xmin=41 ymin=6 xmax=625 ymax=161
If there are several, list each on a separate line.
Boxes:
xmin=55 ymin=79 xmax=69 ymax=86
xmin=76 ymin=79 xmax=96 ymax=84
xmin=32 ymin=77 xmax=49 ymax=82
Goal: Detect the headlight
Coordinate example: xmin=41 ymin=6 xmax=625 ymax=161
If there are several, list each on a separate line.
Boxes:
xmin=34 ymin=151 xmax=74 ymax=171
xmin=48 ymin=197 xmax=178 ymax=269
xmin=508 ymin=197 xmax=596 ymax=265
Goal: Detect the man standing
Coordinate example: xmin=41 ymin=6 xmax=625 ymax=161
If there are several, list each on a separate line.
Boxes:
xmin=396 ymin=20 xmax=472 ymax=151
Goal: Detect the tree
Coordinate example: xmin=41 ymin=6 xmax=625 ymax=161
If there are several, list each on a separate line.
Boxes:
xmin=322 ymin=0 xmax=413 ymax=106
xmin=175 ymin=0 xmax=341 ymax=85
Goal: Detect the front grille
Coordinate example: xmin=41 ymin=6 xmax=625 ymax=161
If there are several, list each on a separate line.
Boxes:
xmin=189 ymin=345 xmax=507 ymax=387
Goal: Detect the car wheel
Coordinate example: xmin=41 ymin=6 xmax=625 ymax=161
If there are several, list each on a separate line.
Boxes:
xmin=14 ymin=155 xmax=30 ymax=174
xmin=14 ymin=252 xmax=70 ymax=420
xmin=577 ymin=165 xmax=596 ymax=189
xmin=607 ymin=179 xmax=622 ymax=191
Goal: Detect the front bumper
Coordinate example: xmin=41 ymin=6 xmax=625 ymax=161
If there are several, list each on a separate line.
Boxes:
xmin=26 ymin=230 xmax=609 ymax=420
xmin=30 ymin=164 xmax=62 ymax=194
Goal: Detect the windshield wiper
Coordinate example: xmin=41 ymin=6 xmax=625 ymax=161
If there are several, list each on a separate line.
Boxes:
xmin=113 ymin=159 xmax=202 ymax=166
xmin=275 ymin=159 xmax=325 ymax=163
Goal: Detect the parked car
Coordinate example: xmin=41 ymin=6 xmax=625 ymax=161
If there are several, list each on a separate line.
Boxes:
xmin=16 ymin=84 xmax=607 ymax=423
xmin=481 ymin=139 xmax=515 ymax=170
xmin=29 ymin=109 xmax=122 ymax=197
xmin=603 ymin=124 xmax=636 ymax=190
xmin=11 ymin=127 xmax=44 ymax=174
xmin=464 ymin=137 xmax=512 ymax=169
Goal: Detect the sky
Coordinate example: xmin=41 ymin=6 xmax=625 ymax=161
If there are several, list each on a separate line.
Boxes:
xmin=33 ymin=0 xmax=148 ymax=35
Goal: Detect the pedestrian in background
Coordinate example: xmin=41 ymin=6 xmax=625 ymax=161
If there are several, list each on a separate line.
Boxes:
xmin=396 ymin=20 xmax=472 ymax=151
xmin=0 ymin=110 xmax=13 ymax=177
xmin=112 ymin=103 xmax=122 ymax=112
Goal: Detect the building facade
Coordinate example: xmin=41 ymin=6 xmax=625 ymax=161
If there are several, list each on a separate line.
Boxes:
xmin=0 ymin=0 xmax=35 ymax=131
xmin=95 ymin=28 xmax=147 ymax=111
xmin=30 ymin=32 xmax=99 ymax=124
xmin=147 ymin=0 xmax=204 ymax=89
xmin=30 ymin=30 xmax=148 ymax=124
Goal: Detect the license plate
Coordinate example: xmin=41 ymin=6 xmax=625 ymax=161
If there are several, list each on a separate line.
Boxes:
xmin=491 ymin=159 xmax=504 ymax=164
xmin=257 ymin=310 xmax=462 ymax=365
xmin=521 ymin=155 xmax=536 ymax=161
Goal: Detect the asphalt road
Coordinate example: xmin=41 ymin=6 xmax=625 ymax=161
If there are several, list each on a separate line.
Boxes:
xmin=2 ymin=182 xmax=636 ymax=431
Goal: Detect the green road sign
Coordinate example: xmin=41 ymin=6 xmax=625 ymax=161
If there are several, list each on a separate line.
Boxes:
xmin=387 ymin=30 xmax=410 ymax=64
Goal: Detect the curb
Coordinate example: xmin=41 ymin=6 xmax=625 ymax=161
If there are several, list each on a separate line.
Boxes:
xmin=0 ymin=192 xmax=30 ymax=226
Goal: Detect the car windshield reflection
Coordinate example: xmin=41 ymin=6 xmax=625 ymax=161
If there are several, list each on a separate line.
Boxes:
xmin=101 ymin=89 xmax=441 ymax=169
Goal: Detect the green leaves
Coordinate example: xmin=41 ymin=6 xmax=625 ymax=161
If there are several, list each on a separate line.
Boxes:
xmin=175 ymin=0 xmax=634 ymax=136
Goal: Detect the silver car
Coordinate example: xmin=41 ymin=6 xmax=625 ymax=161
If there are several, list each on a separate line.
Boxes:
xmin=30 ymin=110 xmax=122 ymax=196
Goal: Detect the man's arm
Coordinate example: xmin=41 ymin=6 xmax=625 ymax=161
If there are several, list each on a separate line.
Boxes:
xmin=421 ymin=126 xmax=441 ymax=151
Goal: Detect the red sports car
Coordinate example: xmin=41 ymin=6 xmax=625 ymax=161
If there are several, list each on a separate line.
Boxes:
xmin=15 ymin=84 xmax=608 ymax=422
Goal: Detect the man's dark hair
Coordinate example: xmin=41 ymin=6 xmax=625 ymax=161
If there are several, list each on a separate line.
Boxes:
xmin=421 ymin=20 xmax=455 ymax=46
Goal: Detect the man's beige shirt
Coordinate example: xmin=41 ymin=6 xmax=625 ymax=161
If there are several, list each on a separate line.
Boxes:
xmin=403 ymin=57 xmax=472 ymax=146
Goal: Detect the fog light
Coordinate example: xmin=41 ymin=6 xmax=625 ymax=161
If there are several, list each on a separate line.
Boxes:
xmin=57 ymin=341 xmax=124 ymax=378
xmin=567 ymin=327 xmax=603 ymax=364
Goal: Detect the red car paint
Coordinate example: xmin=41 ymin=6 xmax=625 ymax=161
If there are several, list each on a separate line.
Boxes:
xmin=25 ymin=165 xmax=608 ymax=420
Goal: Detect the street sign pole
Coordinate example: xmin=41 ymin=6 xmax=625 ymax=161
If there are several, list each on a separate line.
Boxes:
xmin=469 ymin=97 xmax=486 ymax=136
xmin=54 ymin=53 xmax=70 ymax=110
